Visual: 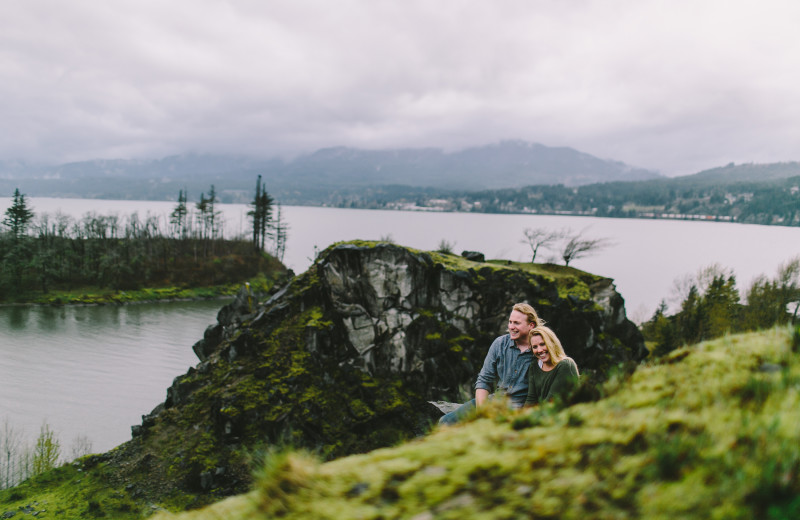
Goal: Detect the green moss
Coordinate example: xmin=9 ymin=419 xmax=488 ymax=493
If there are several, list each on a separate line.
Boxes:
xmin=150 ymin=327 xmax=800 ymax=520
xmin=0 ymin=461 xmax=147 ymax=519
xmin=556 ymin=279 xmax=592 ymax=300
xmin=24 ymin=273 xmax=279 ymax=306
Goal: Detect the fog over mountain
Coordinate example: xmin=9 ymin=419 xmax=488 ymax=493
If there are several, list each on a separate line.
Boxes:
xmin=3 ymin=2 xmax=800 ymax=177
xmin=0 ymin=141 xmax=661 ymax=204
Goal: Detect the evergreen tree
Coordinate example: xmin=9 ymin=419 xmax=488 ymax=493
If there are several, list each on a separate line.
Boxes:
xmin=642 ymin=300 xmax=679 ymax=356
xmin=676 ymin=285 xmax=702 ymax=345
xmin=169 ymin=189 xmax=188 ymax=239
xmin=206 ymin=185 xmax=220 ymax=240
xmin=248 ymin=175 xmax=274 ymax=251
xmin=250 ymin=175 xmax=262 ymax=248
xmin=701 ymin=274 xmax=740 ymax=338
xmin=195 ymin=192 xmax=209 ymax=240
xmin=744 ymin=276 xmax=781 ymax=329
xmin=3 ymin=188 xmax=35 ymax=241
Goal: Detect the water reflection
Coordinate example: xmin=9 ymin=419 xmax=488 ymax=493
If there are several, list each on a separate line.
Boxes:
xmin=36 ymin=305 xmax=67 ymax=331
xmin=0 ymin=299 xmax=226 ymax=453
xmin=5 ymin=306 xmax=30 ymax=329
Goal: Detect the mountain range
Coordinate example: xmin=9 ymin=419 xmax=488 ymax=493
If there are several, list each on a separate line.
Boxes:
xmin=3 ymin=141 xmax=800 ymax=207
xmin=0 ymin=140 xmax=661 ymax=203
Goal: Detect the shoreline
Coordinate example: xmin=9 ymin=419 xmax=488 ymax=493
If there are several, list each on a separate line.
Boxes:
xmin=0 ymin=294 xmax=234 ymax=308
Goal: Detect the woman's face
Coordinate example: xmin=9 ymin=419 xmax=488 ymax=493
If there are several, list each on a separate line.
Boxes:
xmin=531 ymin=334 xmax=551 ymax=366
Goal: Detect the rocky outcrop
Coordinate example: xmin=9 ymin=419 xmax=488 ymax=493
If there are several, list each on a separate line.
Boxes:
xmin=293 ymin=243 xmax=641 ymax=399
xmin=125 ymin=241 xmax=645 ymax=500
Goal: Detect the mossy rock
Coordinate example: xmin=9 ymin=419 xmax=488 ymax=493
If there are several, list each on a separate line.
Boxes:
xmin=10 ymin=241 xmax=645 ymax=514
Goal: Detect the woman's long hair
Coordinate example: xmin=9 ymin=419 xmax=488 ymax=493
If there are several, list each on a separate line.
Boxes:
xmin=529 ymin=325 xmax=578 ymax=374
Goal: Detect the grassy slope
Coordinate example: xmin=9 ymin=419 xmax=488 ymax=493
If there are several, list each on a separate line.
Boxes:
xmin=151 ymin=326 xmax=800 ymax=520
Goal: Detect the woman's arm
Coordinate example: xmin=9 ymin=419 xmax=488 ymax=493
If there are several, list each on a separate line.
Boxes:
xmin=524 ymin=364 xmax=539 ymax=407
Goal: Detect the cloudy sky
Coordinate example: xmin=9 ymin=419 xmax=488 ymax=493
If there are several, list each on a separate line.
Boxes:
xmin=2 ymin=0 xmax=799 ymax=175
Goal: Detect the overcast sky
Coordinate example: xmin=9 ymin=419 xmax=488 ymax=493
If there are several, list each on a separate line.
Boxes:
xmin=2 ymin=0 xmax=799 ymax=175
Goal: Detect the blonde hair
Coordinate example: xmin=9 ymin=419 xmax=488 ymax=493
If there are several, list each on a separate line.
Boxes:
xmin=512 ymin=303 xmax=543 ymax=327
xmin=529 ymin=325 xmax=576 ymax=372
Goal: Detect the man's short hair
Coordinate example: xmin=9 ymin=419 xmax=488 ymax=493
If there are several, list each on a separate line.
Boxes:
xmin=512 ymin=303 xmax=543 ymax=327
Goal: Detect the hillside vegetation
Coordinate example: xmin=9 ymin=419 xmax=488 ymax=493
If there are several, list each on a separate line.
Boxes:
xmin=339 ymin=162 xmax=800 ymax=227
xmin=144 ymin=326 xmax=800 ymax=520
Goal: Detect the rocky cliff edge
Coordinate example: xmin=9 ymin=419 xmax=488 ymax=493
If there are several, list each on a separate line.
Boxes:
xmin=106 ymin=241 xmax=645 ymax=504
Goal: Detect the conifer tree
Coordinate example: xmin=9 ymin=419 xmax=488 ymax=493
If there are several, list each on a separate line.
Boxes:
xmin=170 ymin=189 xmax=188 ymax=239
xmin=3 ymin=188 xmax=35 ymax=241
xmin=248 ymin=175 xmax=274 ymax=251
xmin=195 ymin=192 xmax=209 ymax=240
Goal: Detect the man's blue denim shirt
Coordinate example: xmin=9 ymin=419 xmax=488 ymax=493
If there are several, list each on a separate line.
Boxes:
xmin=474 ymin=334 xmax=533 ymax=407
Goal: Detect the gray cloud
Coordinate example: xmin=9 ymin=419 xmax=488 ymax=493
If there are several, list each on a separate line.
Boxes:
xmin=2 ymin=0 xmax=799 ymax=175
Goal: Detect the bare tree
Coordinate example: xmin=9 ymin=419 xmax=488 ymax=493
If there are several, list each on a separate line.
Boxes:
xmin=671 ymin=263 xmax=735 ymax=310
xmin=521 ymin=227 xmax=562 ymax=263
xmin=560 ymin=229 xmax=611 ymax=267
xmin=1 ymin=418 xmax=22 ymax=489
xmin=272 ymin=203 xmax=289 ymax=262
xmin=777 ymin=255 xmax=800 ymax=320
xmin=436 ymin=239 xmax=455 ymax=254
xmin=70 ymin=434 xmax=93 ymax=460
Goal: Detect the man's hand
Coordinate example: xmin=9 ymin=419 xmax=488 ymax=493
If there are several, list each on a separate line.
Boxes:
xmin=475 ymin=388 xmax=489 ymax=407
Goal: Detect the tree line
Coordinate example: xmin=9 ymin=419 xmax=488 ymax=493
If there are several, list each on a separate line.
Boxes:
xmin=330 ymin=171 xmax=800 ymax=227
xmin=642 ymin=259 xmax=800 ymax=356
xmin=0 ymin=177 xmax=288 ymax=301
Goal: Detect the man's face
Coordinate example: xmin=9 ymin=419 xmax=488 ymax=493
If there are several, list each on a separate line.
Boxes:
xmin=507 ymin=310 xmax=535 ymax=343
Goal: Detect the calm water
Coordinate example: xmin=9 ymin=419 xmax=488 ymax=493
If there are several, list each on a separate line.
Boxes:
xmin=2 ymin=197 xmax=800 ymax=454
xmin=0 ymin=300 xmax=225 ymax=455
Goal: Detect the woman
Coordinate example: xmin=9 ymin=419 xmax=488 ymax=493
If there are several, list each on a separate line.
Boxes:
xmin=524 ymin=326 xmax=579 ymax=406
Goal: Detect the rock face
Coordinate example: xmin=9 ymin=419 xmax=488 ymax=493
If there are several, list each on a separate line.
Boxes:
xmin=309 ymin=242 xmax=644 ymax=396
xmin=126 ymin=241 xmax=645 ymax=499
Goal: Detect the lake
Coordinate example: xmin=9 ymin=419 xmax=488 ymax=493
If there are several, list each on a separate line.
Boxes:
xmin=2 ymin=197 xmax=800 ymax=456
xmin=0 ymin=299 xmax=225 ymax=457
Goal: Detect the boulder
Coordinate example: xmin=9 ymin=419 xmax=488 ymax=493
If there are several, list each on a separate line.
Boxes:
xmin=461 ymin=250 xmax=485 ymax=262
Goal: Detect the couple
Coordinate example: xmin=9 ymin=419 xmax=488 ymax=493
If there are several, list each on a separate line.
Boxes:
xmin=439 ymin=303 xmax=579 ymax=425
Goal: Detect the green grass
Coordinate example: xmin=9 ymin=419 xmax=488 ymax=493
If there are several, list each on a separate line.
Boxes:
xmin=150 ymin=326 xmax=800 ymax=520
xmin=0 ymin=459 xmax=151 ymax=519
xmin=8 ymin=273 xmax=278 ymax=306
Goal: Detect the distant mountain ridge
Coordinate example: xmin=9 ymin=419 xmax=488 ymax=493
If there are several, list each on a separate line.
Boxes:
xmin=279 ymin=140 xmax=661 ymax=189
xmin=679 ymin=161 xmax=800 ymax=186
xmin=0 ymin=141 xmax=661 ymax=203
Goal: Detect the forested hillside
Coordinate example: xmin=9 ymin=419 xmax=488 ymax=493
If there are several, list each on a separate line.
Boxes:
xmin=343 ymin=162 xmax=800 ymax=227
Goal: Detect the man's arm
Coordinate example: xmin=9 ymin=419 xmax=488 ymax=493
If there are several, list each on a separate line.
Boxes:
xmin=474 ymin=336 xmax=504 ymax=406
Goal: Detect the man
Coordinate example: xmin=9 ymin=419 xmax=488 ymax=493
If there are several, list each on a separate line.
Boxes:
xmin=438 ymin=303 xmax=541 ymax=425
